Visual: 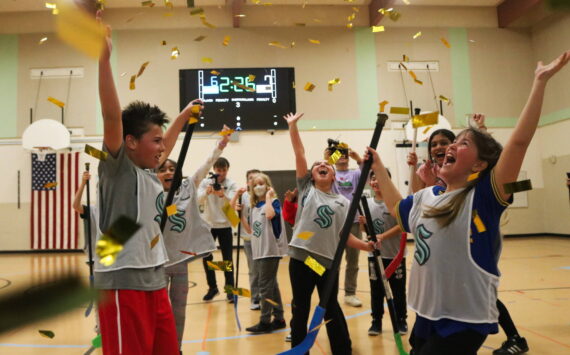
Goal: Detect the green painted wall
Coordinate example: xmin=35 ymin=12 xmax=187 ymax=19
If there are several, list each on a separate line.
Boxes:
xmin=0 ymin=35 xmax=18 ymax=138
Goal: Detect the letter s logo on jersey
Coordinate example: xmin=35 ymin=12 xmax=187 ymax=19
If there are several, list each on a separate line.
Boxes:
xmin=414 ymin=224 xmax=433 ymax=265
xmin=373 ymin=218 xmax=385 ymax=234
xmin=154 ymin=192 xmax=187 ymax=232
xmin=313 ymin=205 xmax=334 ymax=229
xmin=252 ymin=221 xmax=263 ymax=237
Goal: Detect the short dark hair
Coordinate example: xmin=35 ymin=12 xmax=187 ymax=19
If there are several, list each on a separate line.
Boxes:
xmin=122 ymin=101 xmax=169 ymax=140
xmin=158 ymin=159 xmax=177 ymax=170
xmin=427 ymin=129 xmax=456 ymax=161
xmin=214 ymin=157 xmax=230 ymax=169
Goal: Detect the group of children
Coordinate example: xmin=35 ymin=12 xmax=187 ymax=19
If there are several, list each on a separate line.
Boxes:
xmin=83 ymin=10 xmax=570 ymax=355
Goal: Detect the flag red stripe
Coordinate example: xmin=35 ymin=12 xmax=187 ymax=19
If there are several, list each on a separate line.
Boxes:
xmin=74 ymin=152 xmax=79 ymax=249
xmin=67 ymin=154 xmax=72 ymax=250
xmin=37 ymin=192 xmax=41 ymax=249
xmin=44 ymin=191 xmax=48 ymax=250
xmin=51 ymin=190 xmax=56 ymax=249
xmin=31 ymin=190 xmax=35 ymax=249
xmin=60 ymin=153 xmax=65 ymax=249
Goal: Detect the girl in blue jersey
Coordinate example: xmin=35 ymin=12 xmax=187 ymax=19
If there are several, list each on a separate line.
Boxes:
xmin=367 ymin=51 xmax=569 ymax=355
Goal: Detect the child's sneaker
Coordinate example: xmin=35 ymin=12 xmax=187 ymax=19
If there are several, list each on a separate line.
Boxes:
xmin=202 ymin=288 xmax=219 ymax=301
xmin=285 ymin=333 xmax=292 ymax=342
xmin=368 ymin=320 xmax=382 ymax=336
xmin=246 ymin=322 xmax=272 ymax=334
xmin=493 ymin=335 xmax=529 ymax=355
xmin=399 ymin=319 xmax=408 ymax=335
xmin=270 ymin=319 xmax=287 ymax=331
xmin=250 ymin=302 xmax=260 ymax=310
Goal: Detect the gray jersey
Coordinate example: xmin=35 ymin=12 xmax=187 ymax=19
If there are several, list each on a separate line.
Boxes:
xmin=240 ymin=191 xmax=252 ymax=240
xmin=406 ymin=187 xmax=499 ymax=323
xmin=162 ymin=178 xmax=216 ymax=267
xmin=250 ymin=200 xmax=288 ymax=259
xmin=289 ymin=174 xmax=350 ymax=262
xmin=367 ymin=198 xmax=403 ymax=259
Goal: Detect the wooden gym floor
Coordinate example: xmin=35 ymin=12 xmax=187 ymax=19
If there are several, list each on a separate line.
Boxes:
xmin=0 ymin=237 xmax=569 ymax=354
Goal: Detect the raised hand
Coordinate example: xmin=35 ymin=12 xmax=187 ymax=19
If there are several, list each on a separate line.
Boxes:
xmin=535 ymin=50 xmax=570 ymax=82
xmin=218 ymin=124 xmax=231 ymax=149
xmin=266 ymin=187 xmax=276 ymax=200
xmin=472 ymin=113 xmax=486 ymax=130
xmin=283 ymin=112 xmax=304 ymax=126
xmin=96 ymin=10 xmax=112 ymax=62
xmin=284 ymin=188 xmax=298 ymax=202
xmin=407 ymin=152 xmax=418 ymax=167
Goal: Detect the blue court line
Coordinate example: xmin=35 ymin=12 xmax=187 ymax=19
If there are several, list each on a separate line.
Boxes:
xmin=559 ymin=266 xmax=570 ymax=270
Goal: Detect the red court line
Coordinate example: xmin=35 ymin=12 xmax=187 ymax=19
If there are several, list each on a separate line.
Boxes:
xmin=517 ymin=325 xmax=570 ymax=349
xmin=314 ymin=339 xmax=326 ymax=355
xmin=201 ymin=303 xmax=213 ymax=351
xmin=511 ymin=289 xmax=561 ymax=307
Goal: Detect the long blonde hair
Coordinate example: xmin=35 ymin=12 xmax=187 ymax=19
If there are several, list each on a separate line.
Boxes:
xmin=250 ymin=173 xmax=278 ymax=208
xmin=422 ymin=128 xmax=502 ymax=227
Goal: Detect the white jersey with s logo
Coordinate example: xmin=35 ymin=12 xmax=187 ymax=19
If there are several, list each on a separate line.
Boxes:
xmin=250 ymin=199 xmax=288 ymax=260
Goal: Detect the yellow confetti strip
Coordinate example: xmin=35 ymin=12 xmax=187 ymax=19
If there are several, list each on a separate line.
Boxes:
xmin=403 ymin=54 xmax=410 ymax=62
xmin=45 ymin=2 xmax=59 ymax=15
xmin=166 ymin=204 xmax=177 ymax=216
xmin=129 ymin=75 xmax=136 ymax=90
xmin=503 ymin=180 xmax=532 ymax=195
xmin=414 ymin=79 xmax=423 ymax=85
xmin=388 ymin=11 xmax=401 ymax=21
xmin=422 ymin=125 xmax=433 ymax=134
xmin=440 ymin=37 xmax=451 ymax=48
xmin=231 ymin=81 xmax=255 ymax=92
xmin=39 ymin=330 xmax=55 ymax=339
xmin=232 ymin=287 xmax=251 ymax=297
xmin=412 ymin=111 xmax=439 ymax=128
xmin=308 ymin=39 xmax=321 ymax=45
xmin=39 ymin=37 xmax=48 ymax=45
xmin=207 ymin=260 xmax=233 ymax=272
xmin=221 ymin=201 xmax=240 ymax=227
xmin=141 ymin=1 xmax=155 ymax=7
xmin=190 ymin=105 xmax=201 ymax=116
xmin=55 ymin=2 xmax=106 ymax=59
xmin=309 ymin=319 xmax=332 ymax=333
xmin=200 ymin=16 xmax=217 ymax=29
xmin=390 ymin=107 xmax=410 ymax=115
xmin=327 ymin=78 xmax=341 ymax=92
xmin=137 ymin=61 xmax=150 ymax=78
xmin=171 ymin=47 xmax=180 ymax=60
xmin=297 ymin=231 xmax=315 ymax=240
xmin=379 ymin=100 xmax=389 ymax=113
xmin=399 ymin=62 xmax=408 ymax=71
xmin=467 ymin=172 xmax=480 ymax=182
xmin=304 ymin=82 xmax=316 ymax=92
xmin=161 ymin=40 xmax=167 ymax=45
xmin=328 ymin=150 xmax=342 ymax=165
xmin=194 ymin=35 xmax=206 ymax=42
xmin=248 ymin=74 xmax=256 ymax=81
xmin=202 ymin=57 xmax=213 ymax=63
xmin=164 ymin=0 xmax=173 ymax=10
xmin=84 ymin=144 xmax=109 ymax=161
xmin=97 ymin=235 xmax=123 ymax=266
xmin=47 ymin=96 xmax=65 ymax=108
xmin=305 ymin=256 xmax=325 ymax=276
xmin=150 ymin=234 xmax=160 ymax=249
xmin=44 ymin=182 xmax=58 ymax=189
xmin=189 ymin=117 xmax=199 ymax=125
xmin=346 ymin=23 xmax=353 ymax=29
xmin=268 ymin=41 xmax=287 ymax=49
xmin=211 ymin=70 xmax=221 ymax=75
xmin=222 ymin=35 xmax=231 ymax=46
xmin=472 ymin=211 xmax=486 ymax=233
xmin=413 ymin=31 xmax=422 ymax=39
xmin=234 ymin=14 xmax=246 ymax=18
xmin=265 ymin=298 xmax=279 ymax=306
xmin=372 ymin=26 xmax=385 ymax=33
xmin=409 ymin=70 xmax=418 ymax=81
xmin=219 ymin=128 xmax=235 ymax=137
xmin=352 ymin=6 xmax=359 ymax=12
xmin=347 ymin=13 xmax=356 ymax=21
xmin=439 ymin=95 xmax=451 ymax=105
xmin=190 ymin=7 xmax=204 ymax=15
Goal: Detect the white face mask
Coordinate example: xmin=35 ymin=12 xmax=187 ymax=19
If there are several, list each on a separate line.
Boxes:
xmin=253 ymin=184 xmax=267 ymax=197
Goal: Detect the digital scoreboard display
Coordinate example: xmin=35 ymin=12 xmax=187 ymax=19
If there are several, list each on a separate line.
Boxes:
xmin=179 ymin=67 xmax=296 ymax=131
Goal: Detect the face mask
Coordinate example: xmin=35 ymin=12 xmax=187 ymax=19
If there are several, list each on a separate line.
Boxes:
xmin=253 ymin=184 xmax=267 ymax=197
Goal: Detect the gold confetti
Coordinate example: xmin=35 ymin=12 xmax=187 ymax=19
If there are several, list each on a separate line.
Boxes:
xmin=313 ymin=18 xmax=322 ymax=23
xmin=472 ymin=211 xmax=486 ymax=233
xmin=352 ymin=7 xmax=359 ymax=12
xmin=390 ymin=107 xmax=410 ymax=115
xmin=268 ymin=41 xmax=287 ymax=49
xmin=379 ymin=100 xmax=389 ymax=113
xmin=39 ymin=37 xmax=48 ymax=45
xmin=171 ymin=47 xmax=180 ymax=59
xmin=234 ymin=14 xmax=246 ymax=18
xmin=414 ymin=79 xmax=423 ymax=85
xmin=202 ymin=57 xmax=213 ymax=63
xmin=503 ymin=180 xmax=532 ymax=195
xmin=304 ymin=82 xmax=316 ymax=92
xmin=347 ymin=13 xmax=356 ymax=21
xmin=47 ymin=96 xmax=65 ymax=108
xmin=328 ymin=150 xmax=342 ymax=164
xmin=200 ymin=16 xmax=216 ymax=29
xmin=194 ymin=35 xmax=206 ymax=42
xmin=440 ymin=37 xmax=451 ymax=48
xmin=422 ymin=125 xmax=433 ymax=134
xmin=161 ymin=40 xmax=167 ymax=45
xmin=164 ymin=0 xmax=173 ymax=10
xmin=222 ymin=35 xmax=231 ymax=46
xmin=190 ymin=7 xmax=204 ymax=15
xmin=136 ymin=61 xmax=150 ymax=78
xmin=409 ymin=70 xmax=418 ymax=80
xmin=231 ymin=81 xmax=255 ymax=92
xmin=96 ymin=216 xmax=141 ymax=266
xmin=412 ymin=111 xmax=439 ymax=128
xmin=150 ymin=234 xmax=160 ymax=249
xmin=372 ymin=26 xmax=385 ymax=33
xmin=346 ymin=23 xmax=353 ymax=29
xmin=388 ymin=10 xmax=401 ymax=21
xmin=327 ymin=78 xmax=341 ymax=92
xmin=221 ymin=201 xmax=240 ymax=227
xmin=207 ymin=260 xmax=233 ymax=272
xmin=45 ymin=2 xmax=59 ymax=14
xmin=467 ymin=172 xmax=480 ymax=182
xmin=297 ymin=231 xmax=315 ymax=240
xmin=265 ymin=298 xmax=279 ymax=306
xmin=211 ymin=70 xmax=221 ymax=75
xmin=309 ymin=319 xmax=332 ymax=333
xmin=308 ymin=39 xmax=321 ymax=44
xmin=129 ymin=75 xmax=136 ymax=90
xmin=84 ymin=144 xmax=108 ymax=161
xmin=166 ymin=204 xmax=177 ymax=216
xmin=141 ymin=1 xmax=155 ymax=7
xmin=305 ymin=255 xmax=325 ymax=276
xmin=189 ymin=117 xmax=199 ymax=125
xmin=39 ymin=330 xmax=55 ymax=339
xmin=403 ymin=54 xmax=410 ymax=62
xmin=248 ymin=74 xmax=256 ymax=82
xmin=439 ymin=95 xmax=451 ymax=105
xmin=44 ymin=182 xmax=58 ymax=189
xmin=413 ymin=31 xmax=422 ymax=39
xmin=232 ymin=287 xmax=251 ymax=297
xmin=402 ymin=0 xmax=410 ymax=4
xmin=55 ymin=2 xmax=106 ymax=59
xmin=399 ymin=62 xmax=408 ymax=71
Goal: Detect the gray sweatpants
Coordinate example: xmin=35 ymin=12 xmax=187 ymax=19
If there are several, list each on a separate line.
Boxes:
xmin=344 ymin=222 xmax=362 ymax=296
xmin=243 ymin=240 xmax=260 ymax=302
xmin=165 ymin=261 xmax=189 ymax=348
xmin=254 ymin=257 xmax=284 ymax=324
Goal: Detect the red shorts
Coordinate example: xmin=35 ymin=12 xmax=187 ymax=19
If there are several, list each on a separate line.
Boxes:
xmin=98 ymin=288 xmax=179 ymax=355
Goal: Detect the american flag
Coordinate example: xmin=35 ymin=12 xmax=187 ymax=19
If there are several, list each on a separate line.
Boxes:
xmin=31 ymin=152 xmax=80 ymax=250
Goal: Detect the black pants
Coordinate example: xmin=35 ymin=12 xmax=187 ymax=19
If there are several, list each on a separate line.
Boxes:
xmin=410 ymin=327 xmax=487 ymax=355
xmin=202 ymin=227 xmax=234 ymax=289
xmin=369 ymin=256 xmax=407 ymax=323
xmin=289 ymin=258 xmax=352 ymax=355
xmin=497 ymin=298 xmax=518 ymax=338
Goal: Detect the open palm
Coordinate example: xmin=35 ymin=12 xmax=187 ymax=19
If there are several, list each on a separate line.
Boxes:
xmin=283 ymin=112 xmax=304 ymax=125
xmin=535 ymin=50 xmax=570 ymax=82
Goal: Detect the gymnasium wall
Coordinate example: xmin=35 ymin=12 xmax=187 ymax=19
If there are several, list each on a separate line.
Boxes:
xmin=0 ymin=7 xmax=568 ymax=250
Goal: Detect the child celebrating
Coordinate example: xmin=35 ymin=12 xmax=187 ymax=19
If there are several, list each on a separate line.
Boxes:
xmin=156 ymin=125 xmax=231 ymax=350
xmin=284 ymin=112 xmax=376 ymax=354
xmin=93 ymin=11 xmax=203 ymax=355
xmin=362 ymin=170 xmax=406 ymax=336
xmin=240 ymin=173 xmax=288 ymax=333
xmin=368 ymin=51 xmax=569 ymax=354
